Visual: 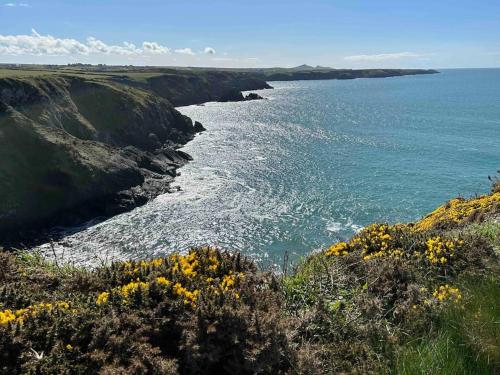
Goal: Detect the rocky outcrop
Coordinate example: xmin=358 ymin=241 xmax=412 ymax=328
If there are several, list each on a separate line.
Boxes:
xmin=193 ymin=121 xmax=206 ymax=132
xmin=244 ymin=93 xmax=264 ymax=100
xmin=219 ymin=88 xmax=245 ymax=102
xmin=0 ymin=75 xmax=204 ymax=245
xmin=111 ymin=70 xmax=273 ymax=106
xmin=216 ymin=90 xmax=265 ymax=102
xmin=0 ymin=67 xmax=438 ymax=246
xmin=256 ymin=68 xmax=438 ymax=81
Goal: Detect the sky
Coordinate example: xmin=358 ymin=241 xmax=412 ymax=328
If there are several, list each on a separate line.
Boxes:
xmin=0 ymin=0 xmax=499 ymax=69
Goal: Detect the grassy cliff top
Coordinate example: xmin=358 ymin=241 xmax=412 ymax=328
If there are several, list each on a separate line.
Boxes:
xmin=0 ymin=180 xmax=498 ymax=374
xmin=0 ymin=64 xmax=438 ymax=83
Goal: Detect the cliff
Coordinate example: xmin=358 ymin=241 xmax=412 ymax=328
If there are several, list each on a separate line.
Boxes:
xmin=0 ymin=71 xmax=273 ymax=245
xmin=0 ymin=66 xmax=437 ymax=245
xmin=256 ymin=68 xmax=438 ymax=81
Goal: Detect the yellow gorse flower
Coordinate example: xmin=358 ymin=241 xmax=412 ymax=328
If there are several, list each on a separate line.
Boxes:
xmin=324 ymin=222 xmax=466 ymax=266
xmin=173 ymin=282 xmax=199 ymax=307
xmin=0 ymin=301 xmax=72 ymax=326
xmin=156 ymin=276 xmax=171 ymax=286
xmin=96 ymin=292 xmax=109 ymax=305
xmin=0 ymin=310 xmax=16 ymax=326
xmin=325 ymin=223 xmax=406 ymax=261
xmin=326 ymin=242 xmax=350 ymax=257
xmin=432 ymin=284 xmax=462 ymax=303
xmin=95 ymin=248 xmax=242 ymax=308
xmin=171 ymin=251 xmax=199 ymax=278
xmin=122 ymin=258 xmax=165 ymax=276
xmin=415 ymin=192 xmax=500 ymax=231
xmin=425 ymin=236 xmax=462 ymax=265
xmin=120 ymin=279 xmax=150 ymax=299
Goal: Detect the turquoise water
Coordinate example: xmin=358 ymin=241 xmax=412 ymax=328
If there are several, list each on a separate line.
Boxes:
xmin=42 ymin=69 xmax=500 ymax=266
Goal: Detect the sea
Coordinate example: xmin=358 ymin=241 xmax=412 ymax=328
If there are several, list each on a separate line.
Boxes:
xmin=40 ymin=69 xmax=500 ymax=267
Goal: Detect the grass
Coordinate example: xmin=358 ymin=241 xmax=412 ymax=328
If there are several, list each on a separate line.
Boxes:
xmin=396 ymin=219 xmax=500 ymax=375
xmin=396 ymin=275 xmax=500 ymax=374
xmin=15 ymin=249 xmax=83 ymax=279
xmin=0 ymin=68 xmax=112 ymax=80
xmin=0 ymin=186 xmax=499 ymax=374
xmin=0 ymin=69 xmax=59 ymax=78
xmin=462 ymin=219 xmax=500 ymax=253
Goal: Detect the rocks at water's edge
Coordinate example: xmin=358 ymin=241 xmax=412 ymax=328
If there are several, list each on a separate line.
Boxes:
xmin=0 ymin=67 xmax=438 ymax=246
xmin=0 ymin=73 xmax=251 ymax=246
xmin=219 ymin=90 xmax=265 ymax=102
xmin=193 ymin=121 xmax=206 ymax=132
xmin=244 ymin=92 xmax=264 ymax=100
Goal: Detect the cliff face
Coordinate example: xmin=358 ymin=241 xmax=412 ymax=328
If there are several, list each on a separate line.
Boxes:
xmin=0 ymin=77 xmax=190 ymax=243
xmin=256 ymin=68 xmax=438 ymax=81
xmin=0 ymin=67 xmax=437 ymax=245
xmin=108 ymin=71 xmax=272 ymax=106
xmin=0 ymin=70 xmax=274 ymax=245
xmin=0 ymin=76 xmax=197 ymax=148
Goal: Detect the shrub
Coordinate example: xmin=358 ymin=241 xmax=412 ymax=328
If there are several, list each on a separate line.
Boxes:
xmin=0 ymin=248 xmax=292 ymax=374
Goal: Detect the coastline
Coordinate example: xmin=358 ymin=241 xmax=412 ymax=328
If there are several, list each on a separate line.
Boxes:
xmin=0 ymin=180 xmax=498 ymax=373
xmin=0 ymin=67 xmax=438 ymax=249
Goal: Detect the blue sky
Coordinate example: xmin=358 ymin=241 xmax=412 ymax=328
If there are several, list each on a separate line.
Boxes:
xmin=1 ymin=0 xmax=499 ymax=68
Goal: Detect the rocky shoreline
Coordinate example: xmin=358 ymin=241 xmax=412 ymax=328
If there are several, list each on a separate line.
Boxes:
xmin=0 ymin=66 xmax=437 ymax=248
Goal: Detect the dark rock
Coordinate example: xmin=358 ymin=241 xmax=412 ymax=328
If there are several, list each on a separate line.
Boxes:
xmin=244 ymin=93 xmax=264 ymax=101
xmin=0 ymin=66 xmax=437 ymax=247
xmin=219 ymin=88 xmax=245 ymax=102
xmin=194 ymin=121 xmax=206 ymax=132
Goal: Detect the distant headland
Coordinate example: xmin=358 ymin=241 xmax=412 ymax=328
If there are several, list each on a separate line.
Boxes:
xmin=0 ymin=64 xmax=437 ymax=246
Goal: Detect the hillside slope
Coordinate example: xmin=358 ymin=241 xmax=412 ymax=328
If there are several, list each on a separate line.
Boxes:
xmin=0 ymin=71 xmax=271 ymax=244
xmin=0 ymin=66 xmax=437 ymax=245
xmin=0 ymin=180 xmax=497 ymax=374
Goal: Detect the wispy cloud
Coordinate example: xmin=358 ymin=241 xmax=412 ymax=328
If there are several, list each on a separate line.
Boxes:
xmin=174 ymin=48 xmax=195 ymax=56
xmin=3 ymin=2 xmax=30 ymax=6
xmin=344 ymin=52 xmax=425 ymax=62
xmin=203 ymin=47 xmax=216 ymax=55
xmin=0 ymin=29 xmax=199 ymax=57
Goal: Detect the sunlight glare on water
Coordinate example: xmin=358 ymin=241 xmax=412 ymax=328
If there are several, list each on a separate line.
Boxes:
xmin=40 ymin=69 xmax=500 ymax=267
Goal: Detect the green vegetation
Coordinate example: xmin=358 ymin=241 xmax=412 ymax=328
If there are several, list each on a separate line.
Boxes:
xmin=1 ymin=180 xmax=498 ymax=374
xmin=0 ymin=248 xmax=289 ymax=374
xmin=0 ymin=72 xmax=203 ymax=242
xmin=0 ymin=65 xmax=438 ymax=243
xmin=396 ymin=275 xmax=499 ymax=374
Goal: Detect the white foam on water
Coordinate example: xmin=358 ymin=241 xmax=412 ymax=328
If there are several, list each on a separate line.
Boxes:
xmin=35 ymin=72 xmax=500 ymax=268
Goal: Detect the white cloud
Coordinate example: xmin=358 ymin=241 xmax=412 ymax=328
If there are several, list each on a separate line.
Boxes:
xmin=86 ymin=37 xmax=141 ymax=55
xmin=204 ymin=47 xmax=216 ymax=55
xmin=0 ymin=29 xmax=90 ymax=55
xmin=0 ymin=30 xmax=180 ymax=57
xmin=142 ymin=41 xmax=170 ymax=54
xmin=0 ymin=30 xmax=250 ymax=66
xmin=174 ymin=48 xmax=195 ymax=55
xmin=344 ymin=52 xmax=424 ymax=62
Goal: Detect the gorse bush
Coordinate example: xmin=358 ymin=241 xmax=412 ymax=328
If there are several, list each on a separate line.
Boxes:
xmin=0 ymin=248 xmax=292 ymax=374
xmin=414 ymin=190 xmax=500 ymax=232
xmin=283 ymin=191 xmax=499 ymax=374
xmin=0 ymin=187 xmax=499 ymax=374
